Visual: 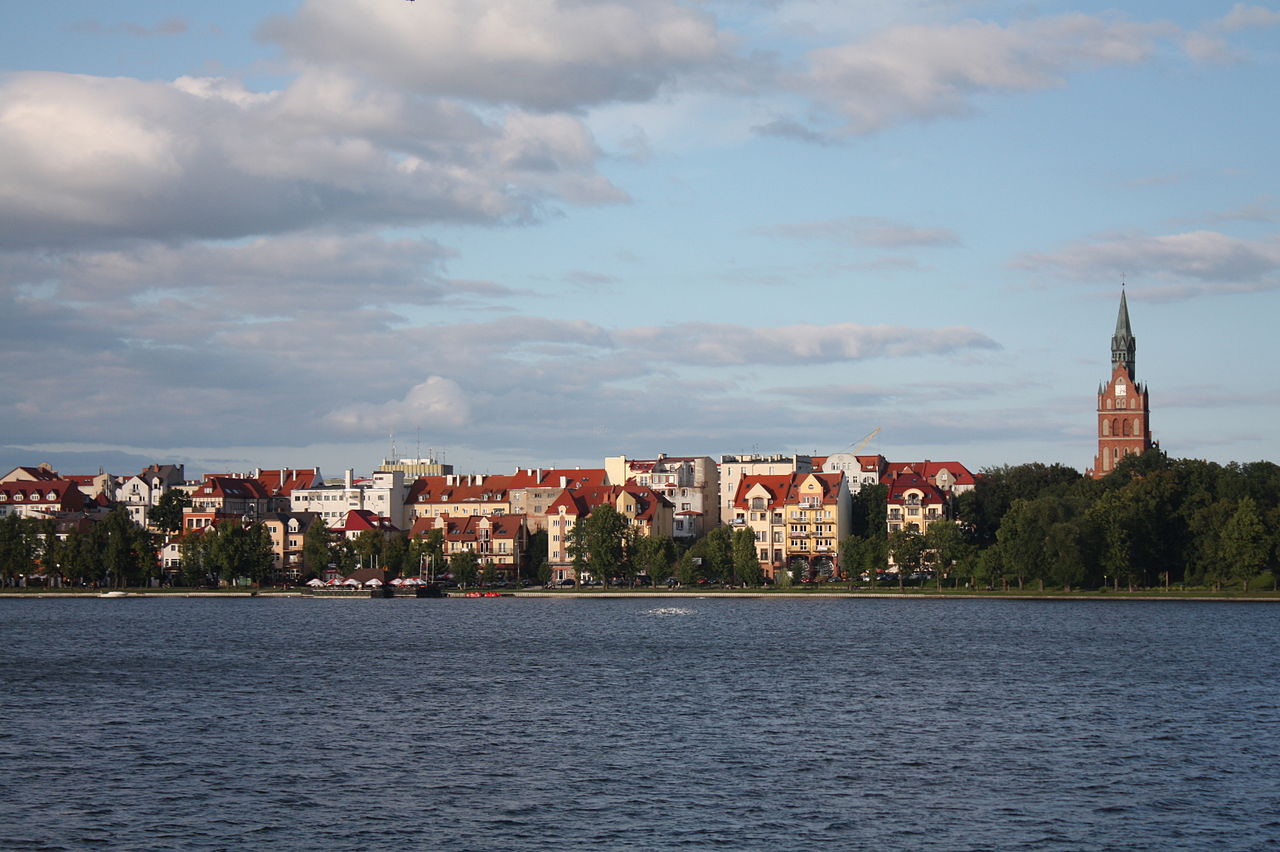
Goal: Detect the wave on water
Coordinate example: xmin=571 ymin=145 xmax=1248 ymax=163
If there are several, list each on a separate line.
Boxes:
xmin=643 ymin=607 xmax=697 ymax=617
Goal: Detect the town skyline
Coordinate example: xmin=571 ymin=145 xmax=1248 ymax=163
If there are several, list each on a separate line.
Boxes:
xmin=3 ymin=1 xmax=1279 ymax=479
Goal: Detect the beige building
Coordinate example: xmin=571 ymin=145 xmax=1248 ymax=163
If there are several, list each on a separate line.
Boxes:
xmin=730 ymin=471 xmax=850 ymax=580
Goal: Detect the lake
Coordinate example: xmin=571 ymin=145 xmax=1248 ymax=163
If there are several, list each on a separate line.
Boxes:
xmin=2 ymin=596 xmax=1278 ymax=850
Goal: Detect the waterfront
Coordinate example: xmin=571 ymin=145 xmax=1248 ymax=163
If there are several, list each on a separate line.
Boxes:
xmin=2 ymin=597 xmax=1278 ymax=850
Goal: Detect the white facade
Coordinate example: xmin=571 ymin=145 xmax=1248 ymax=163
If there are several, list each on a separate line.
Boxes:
xmin=290 ymin=469 xmax=407 ymax=529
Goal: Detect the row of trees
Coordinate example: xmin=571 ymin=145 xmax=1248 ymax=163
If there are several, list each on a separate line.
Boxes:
xmin=0 ymin=508 xmax=154 ymax=588
xmin=857 ymin=452 xmax=1280 ymax=591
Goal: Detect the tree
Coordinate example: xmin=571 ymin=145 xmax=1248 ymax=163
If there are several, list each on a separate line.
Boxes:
xmin=633 ymin=534 xmax=677 ymax=586
xmin=382 ymin=533 xmax=409 ymax=578
xmin=1219 ymin=496 xmax=1267 ymax=591
xmin=0 ymin=514 xmax=37 ymax=586
xmin=924 ymin=520 xmax=968 ymax=590
xmin=450 ymin=549 xmax=479 ymax=588
xmin=98 ymin=506 xmax=151 ymax=588
xmin=732 ymin=526 xmax=762 ymax=586
xmin=147 ymin=489 xmax=191 ymax=534
xmin=302 ymin=519 xmax=332 ymax=574
xmin=703 ymin=525 xmax=733 ymax=583
xmin=569 ymin=504 xmax=628 ymax=584
xmin=353 ymin=529 xmax=383 ymax=572
xmin=887 ymin=528 xmax=925 ymax=590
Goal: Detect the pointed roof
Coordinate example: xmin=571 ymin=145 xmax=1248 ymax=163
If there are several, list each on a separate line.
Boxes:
xmin=1114 ymin=288 xmax=1133 ymax=340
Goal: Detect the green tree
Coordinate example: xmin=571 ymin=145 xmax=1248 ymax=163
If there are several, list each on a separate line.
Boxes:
xmin=147 ymin=489 xmax=191 ymax=534
xmin=0 ymin=514 xmax=38 ymax=585
xmin=98 ymin=506 xmax=151 ymax=588
xmin=703 ymin=525 xmax=733 ymax=583
xmin=450 ymin=549 xmax=479 ymax=588
xmin=731 ymin=526 xmax=762 ymax=586
xmin=924 ymin=520 xmax=968 ymax=590
xmin=382 ymin=533 xmax=409 ymax=578
xmin=180 ymin=530 xmax=214 ymax=587
xmin=633 ymin=534 xmax=677 ymax=586
xmin=1219 ymin=496 xmax=1267 ymax=591
xmin=302 ymin=519 xmax=333 ymax=574
xmin=569 ymin=505 xmax=628 ymax=584
xmin=887 ymin=528 xmax=925 ymax=590
xmin=352 ymin=529 xmax=383 ymax=572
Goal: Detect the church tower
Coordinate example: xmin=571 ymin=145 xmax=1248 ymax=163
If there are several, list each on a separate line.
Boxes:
xmin=1090 ymin=289 xmax=1153 ymax=477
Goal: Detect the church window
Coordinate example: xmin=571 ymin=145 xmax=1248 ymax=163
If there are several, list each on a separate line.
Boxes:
xmin=1112 ymin=418 xmax=1120 ymax=437
xmin=1122 ymin=419 xmax=1132 ymax=437
xmin=1102 ymin=420 xmax=1110 ymax=436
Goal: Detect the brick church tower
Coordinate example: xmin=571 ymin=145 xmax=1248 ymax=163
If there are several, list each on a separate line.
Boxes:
xmin=1090 ymin=289 xmax=1154 ymax=477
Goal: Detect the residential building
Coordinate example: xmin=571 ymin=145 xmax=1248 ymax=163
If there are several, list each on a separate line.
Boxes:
xmin=546 ymin=485 xmax=673 ymax=582
xmin=730 ymin=471 xmax=850 ymax=580
xmin=886 ymin=472 xmax=950 ymax=535
xmin=604 ymin=454 xmax=720 ymax=539
xmin=409 ymin=513 xmax=529 ymax=583
xmin=0 ymin=480 xmax=90 ymax=519
xmin=503 ymin=468 xmax=610 ymax=532
xmin=719 ymin=453 xmax=813 ymax=523
xmin=115 ymin=463 xmax=186 ymax=527
xmin=258 ymin=511 xmax=323 ymax=582
xmin=291 ymin=469 xmax=408 ymax=529
xmin=404 ymin=473 xmax=511 ymax=522
xmin=187 ymin=475 xmax=273 ymax=525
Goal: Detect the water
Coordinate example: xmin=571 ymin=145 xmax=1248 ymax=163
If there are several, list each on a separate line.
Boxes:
xmin=2 ymin=596 xmax=1278 ymax=851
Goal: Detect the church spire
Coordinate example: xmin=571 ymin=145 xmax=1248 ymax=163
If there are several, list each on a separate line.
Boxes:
xmin=1111 ymin=287 xmax=1136 ymax=378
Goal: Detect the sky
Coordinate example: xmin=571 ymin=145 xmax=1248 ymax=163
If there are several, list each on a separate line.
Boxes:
xmin=2 ymin=0 xmax=1278 ymax=479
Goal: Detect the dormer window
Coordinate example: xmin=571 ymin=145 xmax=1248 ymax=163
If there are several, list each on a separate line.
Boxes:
xmin=47 ymin=491 xmax=57 ymax=500
xmin=14 ymin=493 xmax=24 ymax=501
xmin=0 ymin=494 xmax=7 ymax=501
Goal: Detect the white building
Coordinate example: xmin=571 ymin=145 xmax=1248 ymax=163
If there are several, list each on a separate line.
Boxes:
xmin=290 ymin=469 xmax=408 ymax=529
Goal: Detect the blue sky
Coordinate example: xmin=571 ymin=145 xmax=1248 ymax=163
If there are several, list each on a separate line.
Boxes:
xmin=1 ymin=1 xmax=1277 ymax=478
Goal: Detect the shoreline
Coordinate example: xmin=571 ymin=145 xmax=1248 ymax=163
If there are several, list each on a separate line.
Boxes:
xmin=3 ymin=589 xmax=1278 ymax=602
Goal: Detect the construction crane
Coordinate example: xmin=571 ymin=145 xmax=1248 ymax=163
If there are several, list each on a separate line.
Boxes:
xmin=842 ymin=427 xmax=881 ymax=455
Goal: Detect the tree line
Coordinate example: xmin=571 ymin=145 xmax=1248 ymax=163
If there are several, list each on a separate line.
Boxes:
xmin=863 ymin=452 xmax=1280 ymax=591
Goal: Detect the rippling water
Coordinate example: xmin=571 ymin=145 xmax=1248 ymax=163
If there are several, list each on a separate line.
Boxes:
xmin=2 ymin=597 xmax=1279 ymax=850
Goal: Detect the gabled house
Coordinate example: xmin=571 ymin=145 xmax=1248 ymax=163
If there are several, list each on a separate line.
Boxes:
xmin=731 ymin=471 xmax=850 ymax=580
xmin=0 ymin=480 xmax=90 ymax=519
xmin=409 ymin=513 xmax=529 ymax=582
xmin=545 ymin=484 xmax=673 ymax=581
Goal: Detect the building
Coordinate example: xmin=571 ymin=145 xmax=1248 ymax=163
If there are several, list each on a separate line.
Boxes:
xmin=404 ymin=474 xmax=512 ymax=522
xmin=409 ymin=514 xmax=529 ymax=583
xmin=886 ymin=472 xmax=950 ymax=535
xmin=376 ymin=456 xmax=453 ymax=477
xmin=719 ymin=453 xmax=813 ymax=523
xmin=503 ymin=468 xmax=610 ymax=532
xmin=1090 ymin=290 xmax=1155 ymax=477
xmin=0 ymin=480 xmax=90 ymax=519
xmin=114 ymin=463 xmax=186 ymax=528
xmin=545 ymin=485 xmax=674 ymax=582
xmin=730 ymin=471 xmax=850 ymax=580
xmin=604 ymin=454 xmax=720 ymax=539
xmin=291 ymin=469 xmax=408 ymax=529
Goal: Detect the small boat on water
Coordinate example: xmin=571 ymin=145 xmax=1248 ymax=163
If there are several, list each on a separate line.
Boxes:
xmin=98 ymin=590 xmax=134 ymax=598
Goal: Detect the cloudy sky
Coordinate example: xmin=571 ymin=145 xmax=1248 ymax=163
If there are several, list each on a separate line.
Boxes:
xmin=2 ymin=0 xmax=1278 ymax=478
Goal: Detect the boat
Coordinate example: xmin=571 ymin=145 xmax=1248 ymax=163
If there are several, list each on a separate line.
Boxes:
xmin=98 ymin=590 xmax=133 ymax=598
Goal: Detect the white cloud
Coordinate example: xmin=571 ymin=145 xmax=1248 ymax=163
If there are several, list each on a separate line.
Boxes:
xmin=1216 ymin=4 xmax=1280 ymax=32
xmin=0 ymin=70 xmax=623 ymax=248
xmin=1016 ymin=230 xmax=1280 ymax=297
xmin=758 ymin=215 xmax=960 ymax=247
xmin=261 ymin=0 xmax=729 ymax=111
xmin=325 ymin=376 xmax=472 ymax=434
xmin=786 ymin=14 xmax=1175 ymax=136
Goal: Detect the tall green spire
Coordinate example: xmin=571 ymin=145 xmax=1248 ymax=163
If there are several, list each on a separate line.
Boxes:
xmin=1111 ymin=288 xmax=1136 ymax=377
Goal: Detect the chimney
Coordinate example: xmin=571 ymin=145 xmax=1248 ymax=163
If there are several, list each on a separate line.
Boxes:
xmin=344 ymin=469 xmax=353 ymax=489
